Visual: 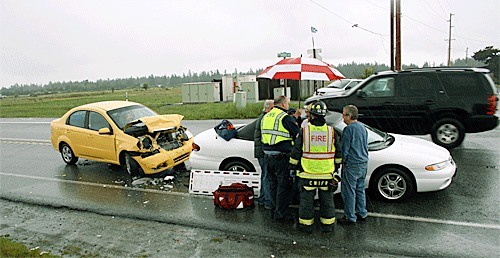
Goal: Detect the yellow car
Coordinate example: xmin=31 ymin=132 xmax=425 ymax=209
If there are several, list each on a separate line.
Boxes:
xmin=50 ymin=101 xmax=194 ymax=176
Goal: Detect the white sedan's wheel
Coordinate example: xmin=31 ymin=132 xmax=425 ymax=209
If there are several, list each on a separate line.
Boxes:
xmin=223 ymin=160 xmax=253 ymax=172
xmin=371 ymin=168 xmax=414 ymax=202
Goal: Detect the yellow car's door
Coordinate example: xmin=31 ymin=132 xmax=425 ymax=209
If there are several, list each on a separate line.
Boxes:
xmin=85 ymin=111 xmax=117 ymax=163
xmin=65 ymin=110 xmax=90 ymax=157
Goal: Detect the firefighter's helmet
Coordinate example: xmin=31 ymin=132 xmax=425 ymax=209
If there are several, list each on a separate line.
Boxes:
xmin=310 ymin=101 xmax=328 ymax=117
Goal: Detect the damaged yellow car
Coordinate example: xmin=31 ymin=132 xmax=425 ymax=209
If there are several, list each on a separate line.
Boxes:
xmin=50 ymin=101 xmax=194 ymax=176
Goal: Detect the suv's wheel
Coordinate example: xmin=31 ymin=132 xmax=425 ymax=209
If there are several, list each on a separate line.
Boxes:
xmin=60 ymin=143 xmax=78 ymax=165
xmin=370 ymin=167 xmax=414 ymax=202
xmin=222 ymin=160 xmax=254 ymax=172
xmin=431 ymin=117 xmax=465 ymax=149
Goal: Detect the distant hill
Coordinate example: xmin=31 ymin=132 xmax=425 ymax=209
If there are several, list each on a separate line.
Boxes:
xmin=0 ymin=59 xmax=486 ymax=97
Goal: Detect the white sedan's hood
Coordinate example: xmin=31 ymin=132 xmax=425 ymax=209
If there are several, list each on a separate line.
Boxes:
xmin=390 ymin=134 xmax=450 ymax=162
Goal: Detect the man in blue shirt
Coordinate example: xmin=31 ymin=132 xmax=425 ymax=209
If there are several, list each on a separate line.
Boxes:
xmin=338 ymin=105 xmax=369 ymax=224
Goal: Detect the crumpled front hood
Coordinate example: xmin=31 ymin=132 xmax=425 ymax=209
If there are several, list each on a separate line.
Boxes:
xmin=130 ymin=114 xmax=184 ymax=133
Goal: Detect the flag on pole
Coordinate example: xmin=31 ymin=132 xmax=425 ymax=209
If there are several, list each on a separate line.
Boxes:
xmin=311 ymin=26 xmax=318 ymax=33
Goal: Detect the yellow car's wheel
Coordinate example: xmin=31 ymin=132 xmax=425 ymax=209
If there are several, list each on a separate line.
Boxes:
xmin=60 ymin=143 xmax=78 ymax=165
xmin=125 ymin=153 xmax=143 ymax=177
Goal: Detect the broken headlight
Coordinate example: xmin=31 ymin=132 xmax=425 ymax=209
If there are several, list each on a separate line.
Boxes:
xmin=137 ymin=135 xmax=154 ymax=150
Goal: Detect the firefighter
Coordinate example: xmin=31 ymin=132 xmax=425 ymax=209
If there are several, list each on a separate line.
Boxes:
xmin=289 ymin=101 xmax=342 ymax=233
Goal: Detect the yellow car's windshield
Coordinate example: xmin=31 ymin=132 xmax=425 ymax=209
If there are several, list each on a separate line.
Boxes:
xmin=108 ymin=105 xmax=157 ymax=129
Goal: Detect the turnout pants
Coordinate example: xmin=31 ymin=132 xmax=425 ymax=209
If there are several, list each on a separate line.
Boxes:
xmin=298 ymin=177 xmax=336 ymax=226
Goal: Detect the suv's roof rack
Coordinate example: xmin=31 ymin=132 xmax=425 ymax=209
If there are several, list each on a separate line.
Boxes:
xmin=403 ymin=67 xmax=490 ymax=73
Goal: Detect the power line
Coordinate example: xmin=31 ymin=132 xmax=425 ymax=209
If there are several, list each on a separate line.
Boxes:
xmin=420 ymin=0 xmax=446 ymax=23
xmin=308 ymin=0 xmax=388 ymax=37
xmin=404 ymin=15 xmax=444 ymax=33
xmin=435 ymin=0 xmax=448 ymax=17
xmin=309 ymin=0 xmax=498 ymax=55
xmin=312 ymin=0 xmax=492 ymax=44
xmin=402 ymin=12 xmax=497 ymax=44
xmin=363 ymin=0 xmax=387 ymax=11
xmin=379 ymin=34 xmax=390 ymax=55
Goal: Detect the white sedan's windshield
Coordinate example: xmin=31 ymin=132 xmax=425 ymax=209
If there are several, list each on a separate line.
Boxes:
xmin=327 ymin=80 xmax=351 ymax=89
xmin=333 ymin=122 xmax=387 ymax=146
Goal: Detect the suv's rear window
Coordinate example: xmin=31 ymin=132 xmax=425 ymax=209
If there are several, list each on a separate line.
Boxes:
xmin=440 ymin=73 xmax=485 ymax=96
xmin=399 ymin=74 xmax=434 ymax=97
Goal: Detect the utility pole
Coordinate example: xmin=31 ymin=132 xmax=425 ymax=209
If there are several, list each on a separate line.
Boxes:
xmin=395 ymin=0 xmax=401 ymax=70
xmin=446 ymin=13 xmax=455 ymax=66
xmin=465 ymin=47 xmax=469 ymax=65
xmin=390 ymin=0 xmax=395 ymax=71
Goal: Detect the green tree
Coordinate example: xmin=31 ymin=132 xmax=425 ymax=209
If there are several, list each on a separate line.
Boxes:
xmin=361 ymin=67 xmax=374 ymax=79
xmin=142 ymin=83 xmax=149 ymax=90
xmin=472 ymin=46 xmax=499 ymax=83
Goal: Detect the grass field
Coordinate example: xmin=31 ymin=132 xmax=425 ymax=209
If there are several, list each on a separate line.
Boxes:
xmin=0 ymin=87 xmax=276 ymax=119
xmin=0 ymin=237 xmax=57 ymax=257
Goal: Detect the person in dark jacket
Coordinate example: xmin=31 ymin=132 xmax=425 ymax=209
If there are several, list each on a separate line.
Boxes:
xmin=261 ymin=95 xmax=301 ymax=221
xmin=254 ymin=99 xmax=274 ymax=209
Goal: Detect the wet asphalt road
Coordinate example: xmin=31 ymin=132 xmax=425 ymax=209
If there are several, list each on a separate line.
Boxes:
xmin=0 ymin=118 xmax=499 ymax=257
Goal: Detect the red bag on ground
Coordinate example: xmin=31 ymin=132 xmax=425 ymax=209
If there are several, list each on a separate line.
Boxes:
xmin=213 ymin=183 xmax=255 ymax=209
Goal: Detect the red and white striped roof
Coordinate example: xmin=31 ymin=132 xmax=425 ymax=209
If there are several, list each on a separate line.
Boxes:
xmin=258 ymin=57 xmax=345 ymax=81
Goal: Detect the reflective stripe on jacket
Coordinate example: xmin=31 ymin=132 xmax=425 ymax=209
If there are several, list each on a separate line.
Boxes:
xmin=298 ymin=123 xmax=335 ymax=179
xmin=261 ymin=108 xmax=292 ymax=145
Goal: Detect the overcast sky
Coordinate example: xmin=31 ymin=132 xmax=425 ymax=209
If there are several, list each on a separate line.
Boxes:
xmin=1 ymin=0 xmax=499 ymax=87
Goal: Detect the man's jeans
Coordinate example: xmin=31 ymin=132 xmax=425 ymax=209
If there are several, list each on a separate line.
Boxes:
xmin=257 ymin=157 xmax=271 ymax=207
xmin=341 ymin=162 xmax=368 ymax=222
xmin=265 ymin=153 xmax=291 ymax=219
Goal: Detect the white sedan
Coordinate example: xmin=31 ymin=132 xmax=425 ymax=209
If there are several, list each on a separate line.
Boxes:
xmin=189 ymin=113 xmax=457 ymax=202
xmin=314 ymin=79 xmax=363 ymax=96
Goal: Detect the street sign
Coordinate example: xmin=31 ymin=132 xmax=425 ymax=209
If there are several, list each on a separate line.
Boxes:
xmin=277 ymin=52 xmax=291 ymax=58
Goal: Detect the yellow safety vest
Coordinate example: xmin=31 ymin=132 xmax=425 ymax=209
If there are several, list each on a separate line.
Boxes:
xmin=298 ymin=123 xmax=335 ymax=180
xmin=261 ymin=108 xmax=293 ymax=145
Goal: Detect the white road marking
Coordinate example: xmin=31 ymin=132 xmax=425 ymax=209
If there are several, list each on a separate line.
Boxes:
xmin=0 ymin=121 xmax=51 ymax=124
xmin=0 ymin=172 xmax=195 ymax=198
xmin=0 ymin=138 xmax=50 ymax=143
xmin=1 ymin=172 xmax=499 ymax=230
xmin=356 ymin=211 xmax=500 ymax=230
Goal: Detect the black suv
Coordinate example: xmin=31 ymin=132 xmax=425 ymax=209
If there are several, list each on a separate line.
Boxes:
xmin=304 ymin=67 xmax=499 ymax=149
